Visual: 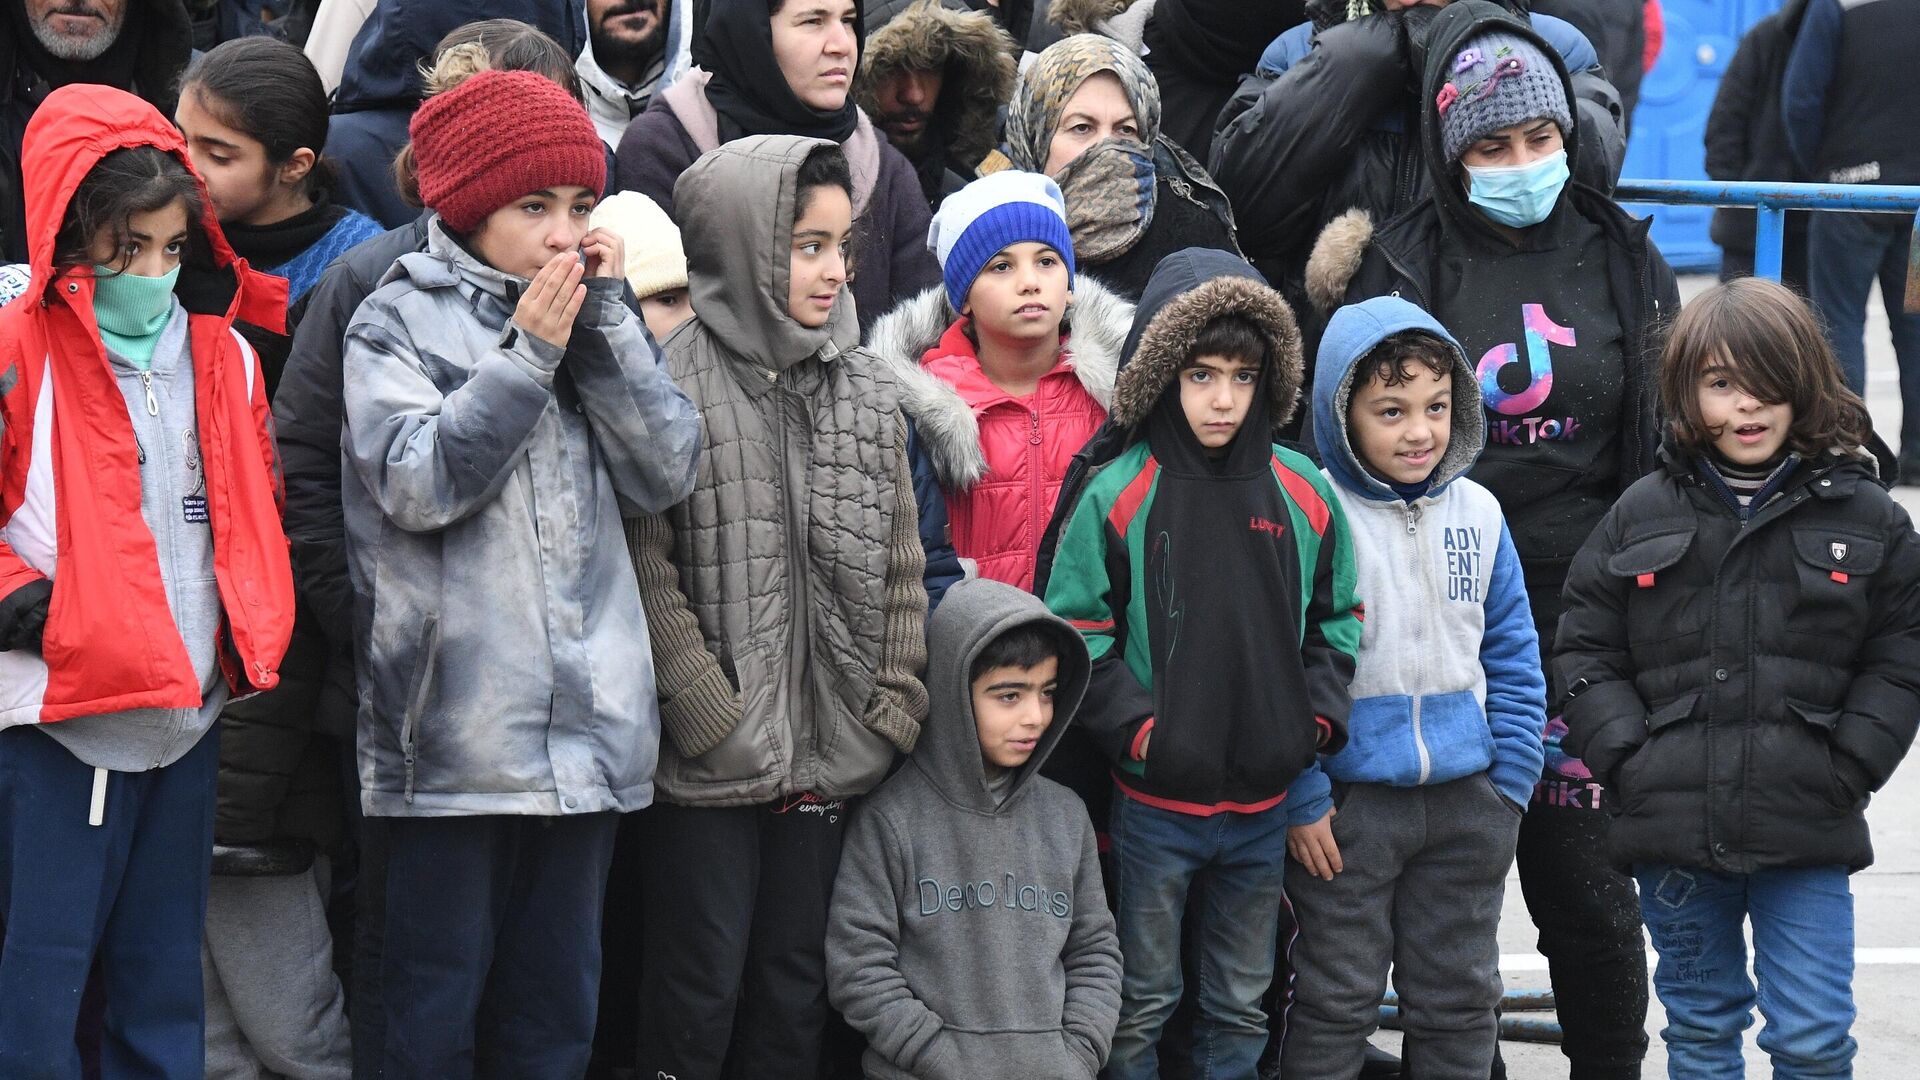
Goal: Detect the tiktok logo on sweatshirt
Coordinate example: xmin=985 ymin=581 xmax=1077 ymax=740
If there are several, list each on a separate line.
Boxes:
xmin=1478 ymin=304 xmax=1583 ymax=446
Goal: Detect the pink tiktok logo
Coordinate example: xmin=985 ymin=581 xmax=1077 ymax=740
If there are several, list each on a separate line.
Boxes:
xmin=1477 ymin=304 xmax=1583 ymax=446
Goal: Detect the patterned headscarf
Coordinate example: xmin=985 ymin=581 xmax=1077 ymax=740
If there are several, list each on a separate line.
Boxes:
xmin=1005 ymin=34 xmax=1161 ymax=174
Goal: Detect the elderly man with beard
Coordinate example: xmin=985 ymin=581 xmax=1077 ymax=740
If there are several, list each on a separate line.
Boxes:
xmin=0 ymin=0 xmax=192 ymax=261
xmin=578 ymin=0 xmax=695 ymax=147
xmin=855 ymin=0 xmax=1017 ymax=207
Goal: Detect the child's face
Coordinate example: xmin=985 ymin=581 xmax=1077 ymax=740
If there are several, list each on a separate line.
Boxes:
xmin=469 ymin=186 xmax=597 ymax=281
xmin=1697 ymin=362 xmax=1792 ymax=466
xmin=1179 ymin=353 xmax=1260 ymax=453
xmin=787 ymin=184 xmax=853 ymax=329
xmin=176 ymin=88 xmax=311 ymax=227
xmin=1347 ymin=362 xmax=1452 ymax=486
xmin=89 ymin=200 xmax=190 ymax=277
xmin=971 ymin=656 xmax=1059 ymax=770
xmin=640 ymin=288 xmax=693 ymax=342
xmin=963 ymin=242 xmax=1070 ymax=346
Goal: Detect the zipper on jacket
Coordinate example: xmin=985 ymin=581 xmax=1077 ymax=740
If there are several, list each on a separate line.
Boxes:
xmin=138 ymin=371 xmax=157 ymax=416
xmin=1027 ymin=409 xmax=1043 ymax=557
xmin=1402 ymin=503 xmax=1434 ymax=782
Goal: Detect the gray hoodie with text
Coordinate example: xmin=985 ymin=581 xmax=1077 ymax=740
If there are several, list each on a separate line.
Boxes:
xmin=826 ymin=577 xmax=1121 ymax=1079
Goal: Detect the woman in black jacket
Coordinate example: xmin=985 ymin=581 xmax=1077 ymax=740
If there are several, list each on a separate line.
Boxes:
xmin=1314 ymin=5 xmax=1678 ymax=1075
xmin=1555 ymin=278 xmax=1920 ymax=1077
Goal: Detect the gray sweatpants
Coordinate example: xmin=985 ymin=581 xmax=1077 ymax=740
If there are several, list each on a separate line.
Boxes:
xmin=1281 ymin=773 xmax=1521 ymax=1080
xmin=201 ymin=859 xmax=352 ymax=1080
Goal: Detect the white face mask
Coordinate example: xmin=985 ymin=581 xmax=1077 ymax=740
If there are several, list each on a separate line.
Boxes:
xmin=1464 ymin=149 xmax=1570 ymax=229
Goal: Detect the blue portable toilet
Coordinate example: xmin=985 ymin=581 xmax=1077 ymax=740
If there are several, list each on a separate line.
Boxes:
xmin=1621 ymin=0 xmax=1787 ymax=272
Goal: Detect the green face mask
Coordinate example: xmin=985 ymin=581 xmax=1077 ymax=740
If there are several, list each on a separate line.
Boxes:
xmin=91 ymin=264 xmax=181 ymax=339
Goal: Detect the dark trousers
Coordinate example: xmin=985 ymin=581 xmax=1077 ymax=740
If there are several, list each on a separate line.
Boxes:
xmin=635 ymin=796 xmax=849 ymax=1080
xmin=379 ymin=812 xmax=620 ymax=1080
xmin=1808 ymin=210 xmax=1920 ymax=457
xmin=351 ymin=813 xmax=389 ymax=1080
xmin=1514 ymin=769 xmax=1649 ymax=1080
xmin=0 ymin=724 xmax=219 ymax=1080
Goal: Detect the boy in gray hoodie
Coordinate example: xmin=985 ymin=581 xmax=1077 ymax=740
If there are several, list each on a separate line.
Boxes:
xmin=826 ymin=577 xmax=1123 ymax=1079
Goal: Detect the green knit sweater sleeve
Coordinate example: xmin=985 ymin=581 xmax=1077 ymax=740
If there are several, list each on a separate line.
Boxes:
xmin=859 ymin=433 xmax=931 ymax=753
xmin=626 ymin=512 xmax=743 ymax=758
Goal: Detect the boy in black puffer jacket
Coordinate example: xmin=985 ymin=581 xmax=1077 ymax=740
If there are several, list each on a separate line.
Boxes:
xmin=1556 ymin=278 xmax=1920 ymax=1078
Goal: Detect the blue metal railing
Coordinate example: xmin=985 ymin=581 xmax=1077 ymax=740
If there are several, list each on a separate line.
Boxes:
xmin=1615 ymin=179 xmax=1920 ymax=312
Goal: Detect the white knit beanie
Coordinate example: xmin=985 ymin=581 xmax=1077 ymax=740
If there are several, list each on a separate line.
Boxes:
xmin=590 ymin=191 xmax=689 ymax=299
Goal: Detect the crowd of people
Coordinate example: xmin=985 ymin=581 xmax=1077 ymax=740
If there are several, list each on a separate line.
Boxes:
xmin=0 ymin=1 xmax=1915 ymax=1079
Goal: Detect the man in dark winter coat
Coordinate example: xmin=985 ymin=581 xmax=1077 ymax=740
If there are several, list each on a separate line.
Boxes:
xmin=323 ymin=0 xmax=586 ymax=227
xmin=1531 ymin=0 xmax=1644 ymax=129
xmin=1210 ymin=0 xmax=1625 ymax=300
xmin=868 ymin=0 xmax=1058 ymax=54
xmin=855 ymin=0 xmax=1018 ymax=207
xmin=1783 ymin=0 xmax=1920 ymax=471
xmin=0 ymin=0 xmax=193 ymax=262
xmin=1704 ymin=0 xmax=1811 ymax=289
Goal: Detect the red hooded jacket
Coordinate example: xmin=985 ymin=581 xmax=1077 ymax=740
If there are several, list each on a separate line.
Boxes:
xmin=0 ymin=83 xmax=293 ymax=726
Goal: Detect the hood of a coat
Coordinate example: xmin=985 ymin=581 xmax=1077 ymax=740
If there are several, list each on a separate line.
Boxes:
xmin=866 ymin=275 xmax=1132 ymax=488
xmin=675 ymin=134 xmax=860 ymax=369
xmin=855 ymin=0 xmax=1017 ymax=172
xmin=334 ymin=0 xmax=585 ymax=112
xmin=1109 ymin=247 xmax=1302 ymax=433
xmin=1417 ymin=1 xmax=1580 ymax=243
xmin=1312 ymin=295 xmax=1485 ymax=501
xmin=918 ymin=576 xmax=1091 ymax=814
xmin=19 ymin=83 xmax=285 ymax=334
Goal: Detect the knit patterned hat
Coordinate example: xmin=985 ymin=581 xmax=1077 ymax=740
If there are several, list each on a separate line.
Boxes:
xmin=591 ymin=191 xmax=688 ymax=299
xmin=927 ymin=170 xmax=1076 ymax=312
xmin=409 ymin=69 xmax=607 ymax=234
xmin=1435 ymin=30 xmax=1572 ymax=165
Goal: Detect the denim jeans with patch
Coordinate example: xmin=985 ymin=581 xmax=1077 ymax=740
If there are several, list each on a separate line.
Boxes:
xmin=1107 ymin=789 xmax=1290 ymax=1080
xmin=1634 ymin=863 xmax=1857 ymax=1080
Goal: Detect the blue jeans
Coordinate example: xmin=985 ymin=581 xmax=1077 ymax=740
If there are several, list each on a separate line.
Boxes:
xmin=0 ymin=725 xmax=219 ymax=1080
xmin=1108 ymin=789 xmax=1290 ymax=1080
xmin=1635 ymin=863 xmax=1857 ymax=1079
xmin=1807 ymin=210 xmax=1920 ymax=456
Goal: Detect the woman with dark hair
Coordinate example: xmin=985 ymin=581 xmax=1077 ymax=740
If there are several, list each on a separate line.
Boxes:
xmin=615 ymin=0 xmax=941 ymax=332
xmin=1003 ymin=33 xmax=1238 ymax=302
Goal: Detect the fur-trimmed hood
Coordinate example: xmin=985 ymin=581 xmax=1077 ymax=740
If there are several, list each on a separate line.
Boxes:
xmin=1109 ymin=248 xmax=1304 ymax=432
xmin=867 ymin=275 xmax=1133 ymax=489
xmin=855 ymin=0 xmax=1018 ymax=173
xmin=1305 ymin=207 xmax=1376 ymax=313
xmin=1048 ymin=0 xmax=1156 ymax=52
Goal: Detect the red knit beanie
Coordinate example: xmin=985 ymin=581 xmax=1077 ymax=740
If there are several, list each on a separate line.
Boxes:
xmin=408 ymin=69 xmax=607 ymax=233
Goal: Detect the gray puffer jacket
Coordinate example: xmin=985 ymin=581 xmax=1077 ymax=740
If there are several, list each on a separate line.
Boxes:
xmin=630 ymin=135 xmax=931 ymax=808
xmin=342 ymin=218 xmax=702 ymax=817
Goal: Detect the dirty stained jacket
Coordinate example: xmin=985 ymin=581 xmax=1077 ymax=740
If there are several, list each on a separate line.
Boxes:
xmin=342 ymin=217 xmax=701 ymax=817
xmin=629 ymin=135 xmax=931 ymax=808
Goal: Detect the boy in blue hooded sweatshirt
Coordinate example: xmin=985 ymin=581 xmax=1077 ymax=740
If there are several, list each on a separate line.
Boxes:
xmin=1281 ymin=296 xmax=1547 ymax=1079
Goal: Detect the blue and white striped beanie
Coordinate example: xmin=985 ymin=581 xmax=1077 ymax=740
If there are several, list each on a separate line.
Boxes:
xmin=927 ymin=170 xmax=1076 ymax=312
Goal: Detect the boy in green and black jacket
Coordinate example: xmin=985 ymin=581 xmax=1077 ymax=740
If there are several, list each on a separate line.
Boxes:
xmin=1040 ymin=247 xmax=1363 ymax=1079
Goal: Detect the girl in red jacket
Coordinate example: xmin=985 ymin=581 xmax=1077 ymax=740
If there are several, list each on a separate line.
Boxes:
xmin=871 ymin=170 xmax=1133 ymax=591
xmin=0 ymin=84 xmax=293 ymax=1078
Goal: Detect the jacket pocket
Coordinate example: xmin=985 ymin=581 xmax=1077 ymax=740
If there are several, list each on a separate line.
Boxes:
xmin=399 ymin=615 xmax=441 ymax=805
xmin=1604 ymin=526 xmax=1702 ymax=658
xmin=1618 ymin=691 xmax=1703 ymax=809
xmin=1781 ymin=698 xmax=1854 ymax=812
xmin=669 ymin=640 xmax=777 ymax=785
xmin=1788 ymin=527 xmax=1883 ymax=640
